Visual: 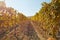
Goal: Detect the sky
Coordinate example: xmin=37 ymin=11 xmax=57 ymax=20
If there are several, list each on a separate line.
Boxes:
xmin=2 ymin=0 xmax=50 ymax=16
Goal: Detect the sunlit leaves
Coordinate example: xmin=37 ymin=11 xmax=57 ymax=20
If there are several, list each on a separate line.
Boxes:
xmin=31 ymin=0 xmax=60 ymax=39
xmin=0 ymin=7 xmax=27 ymax=28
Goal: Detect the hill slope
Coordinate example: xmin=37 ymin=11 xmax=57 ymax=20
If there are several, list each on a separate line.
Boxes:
xmin=31 ymin=0 xmax=60 ymax=40
xmin=0 ymin=5 xmax=30 ymax=40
